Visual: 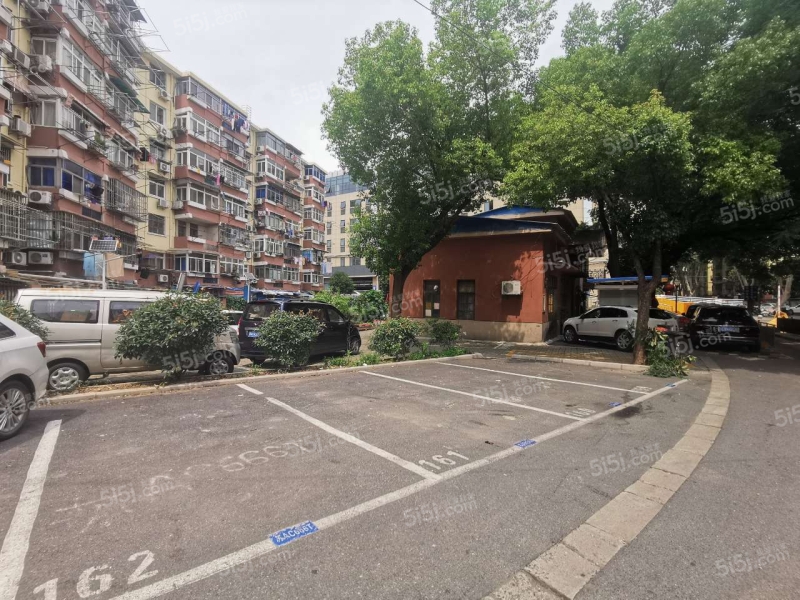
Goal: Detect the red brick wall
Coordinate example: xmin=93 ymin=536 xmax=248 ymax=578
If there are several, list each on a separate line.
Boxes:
xmin=395 ymin=233 xmax=549 ymax=324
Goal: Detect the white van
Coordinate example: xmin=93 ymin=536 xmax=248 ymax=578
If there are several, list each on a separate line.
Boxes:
xmin=15 ymin=289 xmax=241 ymax=392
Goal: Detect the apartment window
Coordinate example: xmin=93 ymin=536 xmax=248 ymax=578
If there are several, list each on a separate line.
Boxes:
xmin=339 ymin=258 xmax=345 ymax=267
xmin=350 ymin=199 xmax=361 ymax=210
xmin=339 ymin=239 xmax=345 ymax=251
xmin=326 ymin=240 xmax=331 ymax=252
xmin=457 ymin=280 xmax=476 ymax=320
xmin=149 ymin=101 xmax=165 ymax=126
xmin=29 ymin=158 xmax=56 ymax=187
xmin=340 ymin=201 xmax=346 ymax=215
xmin=326 ymin=205 xmax=332 ymax=217
xmin=174 ymin=252 xmax=217 ymax=275
xmin=340 ymin=219 xmax=346 ymax=233
xmin=30 ymin=100 xmax=57 ymax=126
xmin=326 ymin=222 xmax=332 ymax=234
xmin=149 ymin=142 xmax=167 ymax=161
xmin=62 ymin=160 xmax=101 ymax=201
xmin=352 ymin=256 xmax=361 ymax=266
xmin=148 ymin=214 xmax=165 ymax=236
xmin=423 ymin=281 xmax=440 ymax=318
xmin=30 ymin=38 xmax=57 ymax=60
xmin=148 ymin=179 xmax=165 ymax=199
xmin=224 ymin=196 xmax=247 ymax=219
xmin=149 ymin=68 xmax=166 ymax=90
xmin=189 ymin=223 xmax=200 ymax=238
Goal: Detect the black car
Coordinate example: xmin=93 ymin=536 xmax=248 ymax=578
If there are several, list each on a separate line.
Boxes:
xmin=239 ymin=298 xmax=361 ymax=363
xmin=688 ymin=305 xmax=760 ymax=352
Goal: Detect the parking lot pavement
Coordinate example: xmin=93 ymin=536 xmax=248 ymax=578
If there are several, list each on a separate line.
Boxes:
xmin=2 ymin=358 xmax=710 ymax=600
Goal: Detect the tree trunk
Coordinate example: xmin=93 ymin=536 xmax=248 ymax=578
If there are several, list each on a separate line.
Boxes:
xmin=595 ymin=194 xmax=621 ymax=277
xmin=390 ymin=269 xmax=410 ymax=318
xmin=632 ymin=242 xmax=662 ymax=365
xmin=782 ymin=274 xmax=794 ymax=306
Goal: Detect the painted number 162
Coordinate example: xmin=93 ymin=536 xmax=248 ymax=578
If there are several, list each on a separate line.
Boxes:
xmin=419 ymin=451 xmax=469 ymax=472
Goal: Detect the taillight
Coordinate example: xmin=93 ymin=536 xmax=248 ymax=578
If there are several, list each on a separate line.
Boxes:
xmin=678 ymin=316 xmax=690 ymax=329
xmin=37 ymin=342 xmax=46 ymax=357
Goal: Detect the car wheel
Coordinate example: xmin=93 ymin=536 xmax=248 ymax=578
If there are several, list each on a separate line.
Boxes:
xmin=563 ymin=326 xmax=578 ymax=344
xmin=615 ymin=330 xmax=634 ymax=352
xmin=48 ymin=362 xmax=87 ymax=393
xmin=0 ymin=380 xmax=30 ymax=440
xmin=348 ymin=335 xmax=362 ymax=355
xmin=203 ymin=352 xmax=234 ymax=377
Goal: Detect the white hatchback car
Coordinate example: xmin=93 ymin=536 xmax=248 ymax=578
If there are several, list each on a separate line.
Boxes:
xmin=562 ymin=306 xmax=678 ymax=351
xmin=0 ymin=313 xmax=49 ymax=440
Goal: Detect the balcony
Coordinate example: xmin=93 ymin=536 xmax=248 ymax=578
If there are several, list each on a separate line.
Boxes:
xmin=219 ymin=223 xmax=251 ymax=251
xmin=105 ymin=178 xmax=146 ymax=221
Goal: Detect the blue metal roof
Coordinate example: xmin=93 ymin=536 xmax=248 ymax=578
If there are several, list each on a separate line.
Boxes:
xmin=474 ymin=206 xmax=546 ymax=218
xmin=451 ymin=216 xmax=553 ymax=235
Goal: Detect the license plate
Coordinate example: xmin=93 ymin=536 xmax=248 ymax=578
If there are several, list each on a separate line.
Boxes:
xmin=718 ymin=326 xmax=738 ymax=333
xmin=247 ymin=330 xmax=259 ymax=338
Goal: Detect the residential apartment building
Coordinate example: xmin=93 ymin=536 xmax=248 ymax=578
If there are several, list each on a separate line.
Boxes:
xmin=323 ymin=170 xmax=378 ymax=290
xmin=0 ymin=0 xmax=326 ymax=298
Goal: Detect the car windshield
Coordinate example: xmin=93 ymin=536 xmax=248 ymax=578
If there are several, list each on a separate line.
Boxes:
xmin=243 ymin=303 xmax=278 ymax=321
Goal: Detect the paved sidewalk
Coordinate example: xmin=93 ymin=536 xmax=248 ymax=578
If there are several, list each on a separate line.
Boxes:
xmin=460 ymin=339 xmax=634 ymax=365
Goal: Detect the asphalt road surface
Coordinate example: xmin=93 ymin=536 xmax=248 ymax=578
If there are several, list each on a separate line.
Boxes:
xmin=1 ymin=348 xmax=797 ymax=600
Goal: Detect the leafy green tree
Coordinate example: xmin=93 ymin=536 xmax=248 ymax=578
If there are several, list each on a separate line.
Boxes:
xmin=329 ymin=271 xmax=355 ymax=294
xmin=351 ymin=290 xmax=388 ymax=323
xmin=562 ymin=2 xmax=601 ymax=55
xmin=0 ymin=300 xmax=49 ymax=341
xmin=115 ymin=293 xmax=229 ymax=373
xmin=313 ymin=290 xmax=353 ymax=320
xmin=324 ymin=2 xmax=555 ymax=315
xmin=255 ymin=311 xmax=324 ymax=369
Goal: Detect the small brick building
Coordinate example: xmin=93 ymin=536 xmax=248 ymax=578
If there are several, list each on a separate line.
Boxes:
xmin=391 ymin=207 xmax=585 ymax=342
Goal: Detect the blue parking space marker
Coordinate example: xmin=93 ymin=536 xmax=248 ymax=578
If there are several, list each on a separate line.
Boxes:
xmin=270 ymin=521 xmax=319 ymax=547
xmin=609 ymin=402 xmax=622 ymax=407
xmin=515 ymin=439 xmax=537 ymax=449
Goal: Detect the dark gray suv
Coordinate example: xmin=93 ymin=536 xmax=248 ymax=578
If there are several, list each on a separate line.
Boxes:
xmin=239 ymin=298 xmax=361 ymax=363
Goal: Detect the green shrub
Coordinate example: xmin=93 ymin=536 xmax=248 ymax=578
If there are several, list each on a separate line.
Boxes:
xmin=351 ymin=290 xmax=388 ymax=323
xmin=408 ymin=344 xmax=468 ymax=361
xmin=255 ymin=310 xmax=324 ymax=369
xmin=369 ymin=318 xmax=421 ymax=359
xmin=426 ymin=319 xmax=462 ymax=347
xmin=313 ymin=290 xmax=353 ymax=320
xmin=330 ymin=271 xmax=355 ymax=294
xmin=115 ymin=293 xmax=229 ymax=372
xmin=0 ymin=300 xmax=49 ymax=340
xmin=325 ymin=352 xmax=382 ymax=368
xmin=225 ymin=297 xmax=247 ymax=311
xmin=644 ymin=329 xmax=695 ymax=378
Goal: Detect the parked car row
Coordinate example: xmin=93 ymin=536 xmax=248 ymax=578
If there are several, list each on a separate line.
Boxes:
xmin=563 ymin=303 xmax=760 ymax=352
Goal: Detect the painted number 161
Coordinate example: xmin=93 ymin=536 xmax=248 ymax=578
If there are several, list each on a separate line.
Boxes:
xmin=418 ymin=451 xmax=469 ymax=472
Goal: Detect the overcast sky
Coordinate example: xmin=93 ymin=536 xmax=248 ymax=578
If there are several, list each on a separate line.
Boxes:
xmin=137 ymin=0 xmax=616 ymax=172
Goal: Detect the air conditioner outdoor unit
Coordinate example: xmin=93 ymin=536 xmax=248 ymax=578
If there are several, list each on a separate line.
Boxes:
xmin=31 ymin=54 xmax=53 ymax=73
xmin=11 ymin=117 xmax=31 ymax=137
xmin=157 ymin=198 xmax=169 ymax=209
xmin=28 ymin=190 xmax=52 ymax=205
xmin=158 ymin=161 xmax=171 ymax=173
xmin=28 ymin=251 xmax=53 ymax=265
xmin=25 ymin=0 xmax=51 ymax=13
xmin=12 ymin=46 xmax=30 ymax=70
xmin=172 ymin=200 xmax=184 ymax=209
xmin=6 ymin=251 xmax=27 ymax=266
xmin=0 ymin=40 xmax=12 ymax=56
xmin=257 ymin=145 xmax=265 ymax=154
xmin=157 ymin=274 xmax=169 ymax=283
xmin=158 ymin=125 xmax=172 ymax=140
xmin=159 ymin=89 xmax=170 ymax=100
xmin=501 ymin=280 xmax=522 ymax=296
xmin=77 ymin=120 xmax=94 ymax=138
xmin=245 ymin=251 xmax=252 ymax=259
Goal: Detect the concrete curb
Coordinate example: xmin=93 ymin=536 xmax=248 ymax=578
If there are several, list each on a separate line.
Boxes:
xmin=508 ymin=353 xmax=648 ymax=373
xmin=40 ymin=353 xmax=485 ymax=407
xmin=484 ymin=357 xmax=730 ymax=600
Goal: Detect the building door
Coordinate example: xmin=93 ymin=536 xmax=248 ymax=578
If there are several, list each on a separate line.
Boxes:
xmin=423 ymin=281 xmax=440 ymax=318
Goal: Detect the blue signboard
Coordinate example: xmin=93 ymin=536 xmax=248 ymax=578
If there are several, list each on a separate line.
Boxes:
xmin=270 ymin=521 xmax=318 ymax=547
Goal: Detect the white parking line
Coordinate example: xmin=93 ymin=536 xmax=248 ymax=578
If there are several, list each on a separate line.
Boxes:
xmin=106 ymin=379 xmax=685 ymax=600
xmin=439 ymin=362 xmax=650 ymax=394
xmin=362 ymin=371 xmax=583 ymax=421
xmin=0 ymin=420 xmax=62 ymax=600
xmin=236 ymin=384 xmax=438 ymax=481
